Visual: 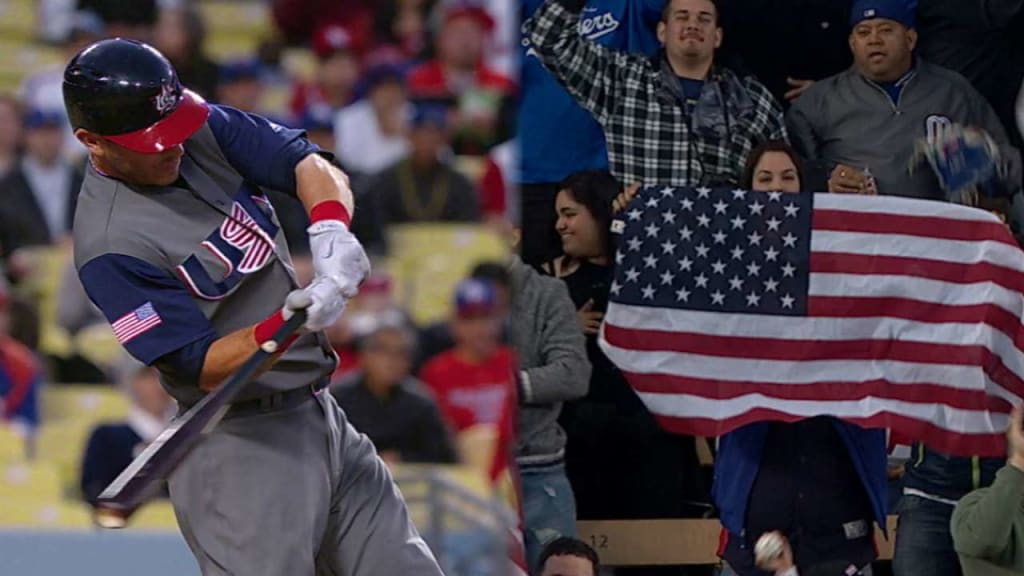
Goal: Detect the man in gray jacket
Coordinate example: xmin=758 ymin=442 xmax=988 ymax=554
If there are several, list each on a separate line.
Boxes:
xmin=787 ymin=0 xmax=1021 ymax=205
xmin=508 ymin=249 xmax=591 ymax=573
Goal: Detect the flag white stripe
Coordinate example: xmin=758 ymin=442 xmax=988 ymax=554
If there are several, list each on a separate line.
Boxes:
xmin=600 ymin=335 xmax=994 ymax=390
xmin=808 ymin=273 xmax=1021 ymax=315
xmin=634 ymin=391 xmax=1011 ymax=434
xmin=112 ymin=314 xmax=160 ymax=335
xmin=602 ymin=336 xmax=1024 ymax=407
xmin=813 ymin=194 xmax=1002 ymax=223
xmin=113 ymin=316 xmax=161 ymax=343
xmin=111 ymin=314 xmax=156 ymax=332
xmin=116 ymin=323 xmax=159 ymax=344
xmin=604 ymin=302 xmax=1024 ymax=372
xmin=811 ymin=230 xmax=1024 ymax=269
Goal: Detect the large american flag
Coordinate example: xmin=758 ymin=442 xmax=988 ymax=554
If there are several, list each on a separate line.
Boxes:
xmin=599 ymin=185 xmax=1023 ymax=458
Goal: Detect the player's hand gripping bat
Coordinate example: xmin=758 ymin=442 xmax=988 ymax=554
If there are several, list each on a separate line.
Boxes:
xmin=92 ymin=309 xmax=308 ymax=529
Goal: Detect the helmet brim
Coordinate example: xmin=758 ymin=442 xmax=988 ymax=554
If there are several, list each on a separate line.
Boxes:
xmin=104 ymin=89 xmax=209 ymax=154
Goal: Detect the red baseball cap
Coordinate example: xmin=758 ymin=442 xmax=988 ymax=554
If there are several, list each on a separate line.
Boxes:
xmin=443 ymin=2 xmax=495 ymax=32
xmin=312 ymin=23 xmax=358 ymax=59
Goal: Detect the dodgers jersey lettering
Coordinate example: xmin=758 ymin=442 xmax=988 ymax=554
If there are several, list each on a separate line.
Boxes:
xmin=73 ymin=105 xmax=336 ymax=407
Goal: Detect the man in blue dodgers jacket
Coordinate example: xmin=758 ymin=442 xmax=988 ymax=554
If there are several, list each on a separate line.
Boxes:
xmin=65 ymin=39 xmax=443 ymax=575
xmin=519 ymin=0 xmax=663 ymax=267
xmin=525 ymin=0 xmax=787 ymax=194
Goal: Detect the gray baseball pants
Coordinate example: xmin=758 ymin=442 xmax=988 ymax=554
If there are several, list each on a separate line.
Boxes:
xmin=168 ymin=389 xmax=444 ymax=575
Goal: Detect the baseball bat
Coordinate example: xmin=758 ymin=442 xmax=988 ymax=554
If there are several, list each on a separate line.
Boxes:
xmin=92 ymin=310 xmax=307 ymax=529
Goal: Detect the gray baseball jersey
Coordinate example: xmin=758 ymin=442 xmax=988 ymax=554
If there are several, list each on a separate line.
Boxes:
xmin=74 ymin=105 xmax=335 ymax=407
xmin=74 ymin=104 xmax=444 ymax=575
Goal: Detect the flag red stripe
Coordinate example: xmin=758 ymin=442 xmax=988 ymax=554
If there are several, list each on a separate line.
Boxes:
xmin=113 ymin=315 xmax=160 ymax=337
xmin=813 ymin=209 xmax=1016 ymax=247
xmin=810 ymin=252 xmax=1024 ymax=290
xmin=112 ymin=316 xmax=158 ymax=334
xmin=624 ymin=371 xmax=1013 ymax=412
xmin=651 ymin=409 xmax=1007 ymax=458
xmin=603 ymin=324 xmax=1024 ymax=398
xmin=808 ymin=296 xmax=1024 ymax=349
xmin=114 ymin=316 xmax=162 ymax=343
xmin=605 ymin=322 xmax=992 ymax=365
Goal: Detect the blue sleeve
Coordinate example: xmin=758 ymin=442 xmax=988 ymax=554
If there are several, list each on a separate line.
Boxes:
xmin=638 ymin=0 xmax=666 ymax=22
xmin=80 ymin=426 xmax=113 ymax=503
xmin=11 ymin=375 xmax=38 ymax=429
xmin=206 ymin=104 xmax=322 ymax=194
xmin=153 ymin=335 xmax=216 ymax=388
xmin=628 ymin=0 xmax=665 ymax=55
xmin=78 ymin=254 xmax=216 ymax=372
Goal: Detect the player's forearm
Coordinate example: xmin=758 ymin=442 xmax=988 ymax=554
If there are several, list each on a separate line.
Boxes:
xmin=295 ymin=153 xmax=355 ymax=221
xmin=197 ymin=312 xmax=296 ymax=391
xmin=198 ymin=327 xmax=262 ymax=391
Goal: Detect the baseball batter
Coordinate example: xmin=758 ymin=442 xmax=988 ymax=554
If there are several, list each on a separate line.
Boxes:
xmin=64 ymin=39 xmax=444 ymax=575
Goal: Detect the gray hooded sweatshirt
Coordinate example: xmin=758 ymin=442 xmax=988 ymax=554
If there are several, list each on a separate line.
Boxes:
xmin=508 ymin=255 xmax=591 ymax=467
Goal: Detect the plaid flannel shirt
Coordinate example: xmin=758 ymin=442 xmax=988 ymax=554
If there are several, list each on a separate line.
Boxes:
xmin=526 ymin=0 xmax=788 ymax=188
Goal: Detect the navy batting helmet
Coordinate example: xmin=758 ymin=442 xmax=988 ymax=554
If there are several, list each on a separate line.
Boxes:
xmin=63 ymin=38 xmax=209 ymax=154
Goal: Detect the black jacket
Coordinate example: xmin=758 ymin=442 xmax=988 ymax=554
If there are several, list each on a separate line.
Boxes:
xmin=330 ymin=373 xmax=459 ymax=464
xmin=717 ymin=0 xmax=853 ymax=107
xmin=0 ymin=161 xmax=82 ymax=257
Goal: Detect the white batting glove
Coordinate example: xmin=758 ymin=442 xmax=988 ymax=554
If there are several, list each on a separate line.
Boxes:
xmin=307 ymin=220 xmax=370 ymax=299
xmin=283 ymin=276 xmax=347 ymax=332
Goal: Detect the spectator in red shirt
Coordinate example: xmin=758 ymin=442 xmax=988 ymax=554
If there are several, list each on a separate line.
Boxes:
xmin=419 ymin=278 xmax=516 ymax=433
xmin=290 ymin=23 xmax=363 ymax=123
xmin=407 ymin=1 xmax=516 ymax=155
xmin=0 ymin=280 xmax=42 ymax=458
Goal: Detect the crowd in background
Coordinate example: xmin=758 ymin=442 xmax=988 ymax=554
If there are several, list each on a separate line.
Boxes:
xmin=3 ymin=0 xmax=1024 ymax=575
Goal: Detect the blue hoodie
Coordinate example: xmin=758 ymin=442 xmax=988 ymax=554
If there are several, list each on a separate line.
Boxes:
xmin=519 ymin=0 xmax=663 ymax=184
xmin=713 ymin=418 xmax=889 ymax=538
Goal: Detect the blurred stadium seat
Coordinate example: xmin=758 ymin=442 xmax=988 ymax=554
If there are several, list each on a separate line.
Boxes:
xmin=387 ymin=223 xmax=508 ymax=326
xmin=456 ymin=423 xmax=499 ymax=478
xmin=13 ymin=246 xmax=73 ymax=359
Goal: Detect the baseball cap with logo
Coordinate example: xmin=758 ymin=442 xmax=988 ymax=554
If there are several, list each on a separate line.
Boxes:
xmin=453 ymin=278 xmax=498 ymax=317
xmin=849 ymin=0 xmax=916 ymax=29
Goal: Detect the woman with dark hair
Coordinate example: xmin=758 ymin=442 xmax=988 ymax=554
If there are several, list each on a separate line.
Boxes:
xmin=550 ymin=170 xmax=618 ymax=278
xmin=740 ymin=140 xmax=805 ymax=194
xmin=544 ymin=170 xmax=707 ymax=535
xmin=608 ymin=140 xmax=806 ymax=212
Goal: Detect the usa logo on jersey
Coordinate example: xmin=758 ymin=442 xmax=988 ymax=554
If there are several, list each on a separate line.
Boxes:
xmin=177 ymin=186 xmax=280 ymax=300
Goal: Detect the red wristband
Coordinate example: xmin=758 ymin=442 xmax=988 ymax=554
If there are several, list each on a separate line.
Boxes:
xmin=310 ymin=200 xmax=351 ymax=227
xmin=254 ymin=310 xmax=300 ymax=351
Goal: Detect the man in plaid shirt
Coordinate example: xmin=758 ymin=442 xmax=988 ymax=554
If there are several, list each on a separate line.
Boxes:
xmin=526 ymin=0 xmax=788 ymax=188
